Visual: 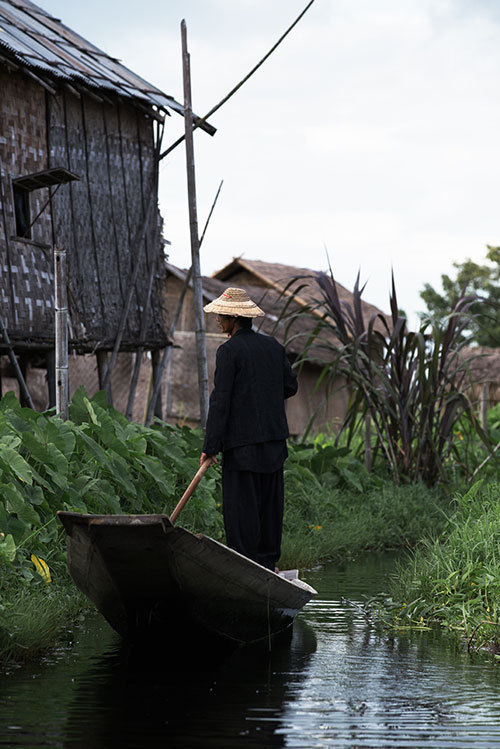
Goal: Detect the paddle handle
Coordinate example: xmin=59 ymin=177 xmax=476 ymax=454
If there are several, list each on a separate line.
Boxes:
xmin=169 ymin=459 xmax=214 ymax=525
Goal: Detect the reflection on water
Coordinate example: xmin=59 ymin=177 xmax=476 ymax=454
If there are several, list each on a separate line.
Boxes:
xmin=1 ymin=552 xmax=500 ymax=747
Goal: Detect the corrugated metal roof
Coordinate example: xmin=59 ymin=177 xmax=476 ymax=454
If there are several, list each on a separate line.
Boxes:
xmin=0 ymin=0 xmax=184 ymax=117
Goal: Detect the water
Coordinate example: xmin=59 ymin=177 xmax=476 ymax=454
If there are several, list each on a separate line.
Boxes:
xmin=1 ymin=553 xmax=500 ymax=748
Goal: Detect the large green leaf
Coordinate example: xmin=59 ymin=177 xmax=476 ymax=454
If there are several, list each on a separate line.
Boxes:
xmin=0 ymin=445 xmax=33 ymax=485
xmin=0 ymin=533 xmax=16 ymax=562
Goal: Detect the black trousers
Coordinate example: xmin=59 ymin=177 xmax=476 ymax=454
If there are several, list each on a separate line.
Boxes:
xmin=221 ymin=467 xmax=284 ymax=571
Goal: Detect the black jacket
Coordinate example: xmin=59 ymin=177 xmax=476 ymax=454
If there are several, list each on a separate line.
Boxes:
xmin=203 ymin=329 xmax=298 ymax=455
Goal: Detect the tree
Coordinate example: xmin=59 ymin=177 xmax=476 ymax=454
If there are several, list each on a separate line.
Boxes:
xmin=420 ymin=246 xmax=500 ymax=347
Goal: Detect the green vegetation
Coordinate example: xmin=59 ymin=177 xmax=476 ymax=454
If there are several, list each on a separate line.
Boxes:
xmin=420 ymin=244 xmax=500 ymax=347
xmin=0 ymin=390 xmax=451 ymax=662
xmin=284 ymin=269 xmax=487 ymax=486
xmin=280 ymin=438 xmax=447 ymax=568
xmin=0 ymin=388 xmax=223 ymax=662
xmin=384 ymin=479 xmax=500 ymax=655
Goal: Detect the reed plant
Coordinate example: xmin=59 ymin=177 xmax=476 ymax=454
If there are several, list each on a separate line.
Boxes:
xmin=282 ymin=270 xmax=488 ymax=485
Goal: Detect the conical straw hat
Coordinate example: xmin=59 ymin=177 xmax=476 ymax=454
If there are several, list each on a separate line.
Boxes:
xmin=203 ymin=287 xmax=265 ymax=317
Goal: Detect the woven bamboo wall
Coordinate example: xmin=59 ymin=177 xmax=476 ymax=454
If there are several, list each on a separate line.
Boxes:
xmin=48 ymin=91 xmax=167 ymax=351
xmin=0 ymin=69 xmax=54 ymax=342
xmin=0 ymin=66 xmax=167 ymax=352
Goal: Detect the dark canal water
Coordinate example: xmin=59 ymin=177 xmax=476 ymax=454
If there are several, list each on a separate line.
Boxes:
xmin=2 ymin=553 xmax=500 ymax=748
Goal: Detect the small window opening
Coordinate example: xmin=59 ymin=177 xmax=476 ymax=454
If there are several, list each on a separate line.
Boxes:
xmin=13 ymin=184 xmax=31 ymax=238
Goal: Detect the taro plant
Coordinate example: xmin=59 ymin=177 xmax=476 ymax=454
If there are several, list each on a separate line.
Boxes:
xmin=0 ymin=388 xmax=224 ymax=581
xmin=283 ymin=269 xmax=489 ymax=485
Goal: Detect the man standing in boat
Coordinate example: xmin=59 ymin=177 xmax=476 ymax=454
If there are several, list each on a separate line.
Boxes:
xmin=200 ymin=287 xmax=298 ymax=572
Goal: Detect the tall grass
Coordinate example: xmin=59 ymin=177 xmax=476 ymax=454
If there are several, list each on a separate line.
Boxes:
xmin=281 ymin=472 xmax=448 ymax=568
xmin=386 ymin=480 xmax=500 ymax=653
xmin=0 ymin=559 xmax=88 ymax=662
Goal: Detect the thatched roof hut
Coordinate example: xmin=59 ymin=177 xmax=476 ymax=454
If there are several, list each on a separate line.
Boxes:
xmin=460 ymin=346 xmax=500 ymax=414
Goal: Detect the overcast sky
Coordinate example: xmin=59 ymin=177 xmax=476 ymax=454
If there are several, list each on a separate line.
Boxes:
xmin=37 ymin=0 xmax=500 ymax=324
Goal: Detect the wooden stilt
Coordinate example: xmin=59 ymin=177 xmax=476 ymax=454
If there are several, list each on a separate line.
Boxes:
xmin=151 ymin=349 xmax=163 ymax=420
xmin=19 ymin=354 xmax=30 ymax=408
xmin=0 ymin=318 xmax=35 ymax=409
xmin=46 ymin=349 xmax=56 ymax=409
xmin=96 ymin=350 xmax=113 ymax=405
xmin=54 ymin=247 xmax=69 ymax=419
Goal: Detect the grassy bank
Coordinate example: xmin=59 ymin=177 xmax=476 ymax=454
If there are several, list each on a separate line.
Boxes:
xmin=0 ymin=561 xmax=88 ymax=662
xmin=383 ymin=480 xmax=500 ymax=654
xmin=0 ymin=391 xmax=452 ymax=662
xmin=280 ymin=442 xmax=448 ymax=568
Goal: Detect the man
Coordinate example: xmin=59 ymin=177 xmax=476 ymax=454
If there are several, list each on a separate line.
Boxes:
xmin=200 ymin=287 xmax=298 ymax=571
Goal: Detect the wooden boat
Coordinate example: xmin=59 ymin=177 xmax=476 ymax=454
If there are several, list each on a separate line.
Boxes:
xmin=58 ymin=511 xmax=317 ymax=646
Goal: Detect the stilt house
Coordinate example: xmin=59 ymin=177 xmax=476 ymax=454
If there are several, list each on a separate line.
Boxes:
xmin=0 ymin=0 xmax=213 ymax=412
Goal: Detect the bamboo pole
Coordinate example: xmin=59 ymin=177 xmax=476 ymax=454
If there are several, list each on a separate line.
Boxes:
xmin=54 ymin=247 xmax=69 ymax=419
xmin=0 ymin=317 xmax=35 ymax=410
xmin=181 ymin=19 xmax=209 ymax=429
xmin=159 ymin=0 xmax=316 ymax=160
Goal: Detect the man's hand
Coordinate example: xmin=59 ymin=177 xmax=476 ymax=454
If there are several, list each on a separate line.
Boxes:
xmin=200 ymin=452 xmax=218 ymax=467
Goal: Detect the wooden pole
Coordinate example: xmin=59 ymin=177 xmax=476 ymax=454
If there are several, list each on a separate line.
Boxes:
xmin=96 ymin=351 xmax=113 ymax=404
xmin=169 ymin=459 xmax=214 ymax=525
xmin=144 ymin=180 xmax=223 ymax=426
xmin=150 ymin=349 xmax=163 ymax=420
xmin=160 ymin=0 xmax=316 ymax=160
xmin=0 ymin=318 xmax=35 ymax=409
xmin=46 ymin=350 xmax=56 ymax=409
xmin=181 ymin=19 xmax=209 ymax=428
xmin=54 ymin=247 xmax=69 ymax=419
xmin=145 ymin=267 xmax=192 ymax=427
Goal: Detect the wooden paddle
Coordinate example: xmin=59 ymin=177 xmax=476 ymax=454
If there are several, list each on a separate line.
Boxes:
xmin=169 ymin=458 xmax=215 ymax=525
